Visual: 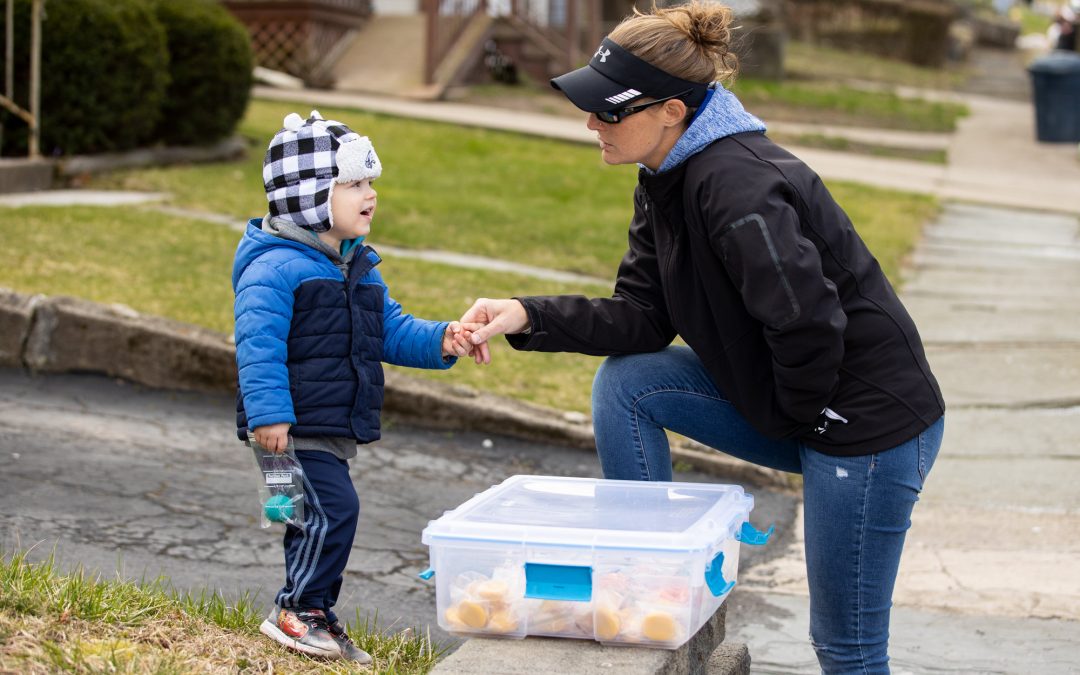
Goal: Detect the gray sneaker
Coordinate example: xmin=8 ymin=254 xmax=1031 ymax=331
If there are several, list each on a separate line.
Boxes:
xmin=329 ymin=620 xmax=373 ymax=665
xmin=260 ymin=607 xmax=341 ymax=659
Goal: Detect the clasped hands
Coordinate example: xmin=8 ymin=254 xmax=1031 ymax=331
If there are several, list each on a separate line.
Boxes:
xmin=450 ymin=297 xmax=530 ymax=366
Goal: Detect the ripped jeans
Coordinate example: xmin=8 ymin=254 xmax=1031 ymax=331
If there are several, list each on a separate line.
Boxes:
xmin=591 ymin=346 xmax=944 ymax=674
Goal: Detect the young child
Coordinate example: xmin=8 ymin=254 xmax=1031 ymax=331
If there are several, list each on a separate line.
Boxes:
xmin=233 ymin=111 xmax=475 ymax=663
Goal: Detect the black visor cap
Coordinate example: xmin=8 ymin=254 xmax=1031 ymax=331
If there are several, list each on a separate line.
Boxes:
xmin=551 ymin=38 xmax=708 ymax=113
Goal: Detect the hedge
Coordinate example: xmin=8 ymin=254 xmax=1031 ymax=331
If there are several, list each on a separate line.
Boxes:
xmin=0 ymin=0 xmax=169 ymax=156
xmin=152 ymin=0 xmax=253 ymax=146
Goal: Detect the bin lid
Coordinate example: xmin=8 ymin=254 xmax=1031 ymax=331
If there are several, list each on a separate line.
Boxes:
xmin=1029 ymin=51 xmax=1080 ymax=75
xmin=421 ymin=475 xmax=754 ymax=553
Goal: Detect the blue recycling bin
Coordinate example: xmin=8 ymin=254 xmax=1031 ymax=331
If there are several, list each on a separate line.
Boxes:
xmin=1028 ymin=51 xmax=1080 ymax=143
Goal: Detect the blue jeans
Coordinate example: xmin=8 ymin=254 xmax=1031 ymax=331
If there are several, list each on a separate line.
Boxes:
xmin=592 ymin=346 xmax=944 ymax=674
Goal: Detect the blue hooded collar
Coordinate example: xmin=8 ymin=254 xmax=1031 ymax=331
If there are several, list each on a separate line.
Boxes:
xmin=648 ymin=84 xmax=766 ymax=174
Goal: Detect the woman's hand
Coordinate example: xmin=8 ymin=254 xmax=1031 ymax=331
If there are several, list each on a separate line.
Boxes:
xmin=459 ymin=298 xmax=531 ymax=365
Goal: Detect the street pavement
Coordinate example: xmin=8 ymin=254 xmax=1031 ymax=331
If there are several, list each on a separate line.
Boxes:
xmin=0 ymin=369 xmax=796 ymax=650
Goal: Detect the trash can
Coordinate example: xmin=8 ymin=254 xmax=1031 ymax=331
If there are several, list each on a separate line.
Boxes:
xmin=1028 ymin=51 xmax=1080 ymax=143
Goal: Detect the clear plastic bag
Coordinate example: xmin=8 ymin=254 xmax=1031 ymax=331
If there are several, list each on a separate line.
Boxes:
xmin=249 ymin=435 xmax=306 ymax=530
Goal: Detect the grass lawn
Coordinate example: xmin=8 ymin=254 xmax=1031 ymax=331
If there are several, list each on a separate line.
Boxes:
xmin=93 ymin=99 xmax=639 ymax=280
xmin=0 ymin=551 xmax=440 ymax=673
xmin=768 ymin=132 xmax=947 ymax=164
xmin=783 ymin=40 xmax=971 ymax=90
xmin=13 ymin=101 xmax=937 ymax=416
xmin=1011 ymin=3 xmax=1054 ymax=35
xmin=731 ymin=78 xmax=967 ymax=132
xmin=0 ymin=204 xmax=611 ymax=414
xmin=457 ymin=40 xmax=971 ymax=135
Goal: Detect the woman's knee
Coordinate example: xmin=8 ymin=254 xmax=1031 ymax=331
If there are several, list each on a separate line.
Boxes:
xmin=592 ymin=354 xmax=643 ymax=411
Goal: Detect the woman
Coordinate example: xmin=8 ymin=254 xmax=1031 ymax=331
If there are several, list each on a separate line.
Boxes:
xmin=463 ymin=3 xmax=944 ymax=672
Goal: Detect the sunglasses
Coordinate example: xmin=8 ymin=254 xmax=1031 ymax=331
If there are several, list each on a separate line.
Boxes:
xmin=595 ymin=90 xmax=692 ymax=124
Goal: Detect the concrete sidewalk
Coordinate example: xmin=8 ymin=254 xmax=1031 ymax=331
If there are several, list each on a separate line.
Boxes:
xmin=244 ymin=86 xmax=1080 ymax=671
xmin=729 ymin=203 xmax=1080 ymax=673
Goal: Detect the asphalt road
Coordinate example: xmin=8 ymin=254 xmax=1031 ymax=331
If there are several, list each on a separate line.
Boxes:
xmin=0 ymin=369 xmax=796 ymax=649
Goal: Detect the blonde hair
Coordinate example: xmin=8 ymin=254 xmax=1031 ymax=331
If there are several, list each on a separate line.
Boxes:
xmin=608 ymin=1 xmax=739 ymax=85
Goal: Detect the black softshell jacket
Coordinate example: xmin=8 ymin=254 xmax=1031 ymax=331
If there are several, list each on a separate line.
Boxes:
xmin=508 ymin=132 xmax=944 ymax=456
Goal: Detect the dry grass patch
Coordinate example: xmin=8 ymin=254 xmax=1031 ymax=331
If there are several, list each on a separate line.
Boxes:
xmin=0 ymin=609 xmax=379 ymax=673
xmin=0 ymin=552 xmax=441 ymax=674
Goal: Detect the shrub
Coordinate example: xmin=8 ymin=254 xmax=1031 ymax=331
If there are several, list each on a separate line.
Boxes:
xmin=152 ymin=0 xmax=254 ymax=146
xmin=0 ymin=0 xmax=169 ymax=156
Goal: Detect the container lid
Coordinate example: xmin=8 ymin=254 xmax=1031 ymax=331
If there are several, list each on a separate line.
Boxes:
xmin=422 ymin=475 xmax=754 ymax=553
xmin=1029 ymin=51 xmax=1080 ymax=75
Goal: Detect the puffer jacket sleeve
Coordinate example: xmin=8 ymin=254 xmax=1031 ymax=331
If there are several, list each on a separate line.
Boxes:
xmin=697 ymin=165 xmax=847 ymax=427
xmin=234 ymin=260 xmax=297 ymax=429
xmin=369 ymin=268 xmax=454 ymax=370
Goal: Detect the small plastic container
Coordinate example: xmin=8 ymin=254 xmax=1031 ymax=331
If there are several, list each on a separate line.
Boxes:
xmin=250 ymin=436 xmax=306 ymax=530
xmin=420 ymin=475 xmax=771 ymax=649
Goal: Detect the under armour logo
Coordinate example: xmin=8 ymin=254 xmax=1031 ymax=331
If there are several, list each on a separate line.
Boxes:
xmin=605 ymin=88 xmax=641 ymax=104
xmin=595 ymin=46 xmax=611 ymax=62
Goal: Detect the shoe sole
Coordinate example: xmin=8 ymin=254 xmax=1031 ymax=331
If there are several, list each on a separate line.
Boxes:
xmin=260 ymin=619 xmax=341 ymax=659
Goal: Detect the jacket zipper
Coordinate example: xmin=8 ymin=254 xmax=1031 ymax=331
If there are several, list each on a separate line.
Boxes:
xmin=644 ymin=192 xmax=681 ymax=329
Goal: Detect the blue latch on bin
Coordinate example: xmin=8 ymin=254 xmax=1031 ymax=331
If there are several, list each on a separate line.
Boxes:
xmin=705 ymin=551 xmax=735 ymax=597
xmin=524 ymin=563 xmax=592 ymax=602
xmin=418 ymin=567 xmax=435 ymax=580
xmin=738 ymin=521 xmax=774 ymax=546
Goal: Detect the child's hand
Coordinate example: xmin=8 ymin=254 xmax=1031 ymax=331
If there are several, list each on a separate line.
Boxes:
xmin=253 ymin=423 xmax=292 ymax=454
xmin=442 ymin=321 xmax=485 ymax=362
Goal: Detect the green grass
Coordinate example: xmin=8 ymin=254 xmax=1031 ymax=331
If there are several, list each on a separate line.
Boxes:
xmin=1012 ymin=4 xmax=1054 ymax=35
xmin=0 ymin=550 xmax=441 ymax=673
xmin=458 ymin=40 xmax=971 ymax=135
xmin=783 ymin=40 xmax=971 ymax=90
xmin=93 ymin=98 xmax=639 ymax=279
xmin=768 ymin=132 xmax=948 ymax=164
xmin=0 ymin=204 xmax=611 ymax=414
xmin=827 ymin=182 xmax=937 ymax=283
xmin=12 ymin=100 xmax=938 ymax=416
xmin=7 ymin=90 xmax=939 ymax=413
xmin=732 ymin=78 xmax=968 ymax=132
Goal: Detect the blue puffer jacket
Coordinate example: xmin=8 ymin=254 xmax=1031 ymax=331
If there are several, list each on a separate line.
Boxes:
xmin=233 ymin=217 xmax=452 ymax=442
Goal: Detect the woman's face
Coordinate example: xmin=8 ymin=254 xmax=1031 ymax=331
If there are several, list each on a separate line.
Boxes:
xmin=586 ymin=100 xmax=686 ymax=171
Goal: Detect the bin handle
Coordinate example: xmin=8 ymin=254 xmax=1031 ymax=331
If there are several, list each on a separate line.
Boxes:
xmin=705 ymin=551 xmax=736 ymax=597
xmin=418 ymin=567 xmax=435 ymax=580
xmin=738 ymin=521 xmax=774 ymax=546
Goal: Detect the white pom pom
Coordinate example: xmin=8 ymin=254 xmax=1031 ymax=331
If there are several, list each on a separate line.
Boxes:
xmin=283 ymin=113 xmax=304 ymax=131
xmin=309 ymin=109 xmax=324 ymax=120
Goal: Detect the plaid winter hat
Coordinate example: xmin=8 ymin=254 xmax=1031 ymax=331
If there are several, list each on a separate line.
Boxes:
xmin=262 ymin=110 xmax=382 ymax=232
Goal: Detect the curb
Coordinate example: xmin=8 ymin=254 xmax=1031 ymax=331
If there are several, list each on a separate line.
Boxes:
xmin=0 ymin=287 xmax=793 ymax=491
xmin=433 ymin=605 xmax=749 ymax=675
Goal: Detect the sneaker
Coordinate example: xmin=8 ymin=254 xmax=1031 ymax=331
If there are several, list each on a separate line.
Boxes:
xmin=329 ymin=620 xmax=373 ymax=665
xmin=260 ymin=607 xmax=341 ymax=659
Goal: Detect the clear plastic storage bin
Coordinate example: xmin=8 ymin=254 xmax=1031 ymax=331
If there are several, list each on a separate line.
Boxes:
xmin=420 ymin=475 xmax=770 ymax=649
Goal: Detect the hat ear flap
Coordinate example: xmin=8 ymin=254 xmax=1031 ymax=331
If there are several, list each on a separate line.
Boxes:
xmin=335 ymin=136 xmax=382 ymax=183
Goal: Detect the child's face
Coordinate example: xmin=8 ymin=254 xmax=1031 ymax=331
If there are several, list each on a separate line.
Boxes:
xmin=327 ymin=178 xmax=377 ymax=243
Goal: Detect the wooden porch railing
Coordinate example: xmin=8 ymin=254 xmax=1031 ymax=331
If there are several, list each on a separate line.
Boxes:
xmin=222 ymin=0 xmax=372 ymax=87
xmin=0 ymin=0 xmax=42 ymax=158
xmin=425 ymin=0 xmax=600 ymax=85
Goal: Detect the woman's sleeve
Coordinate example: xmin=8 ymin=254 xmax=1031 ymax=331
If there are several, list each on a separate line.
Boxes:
xmin=701 ymin=170 xmax=847 ymax=426
xmin=234 ymin=261 xmax=297 ymax=429
xmin=508 ymin=191 xmax=677 ymax=355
